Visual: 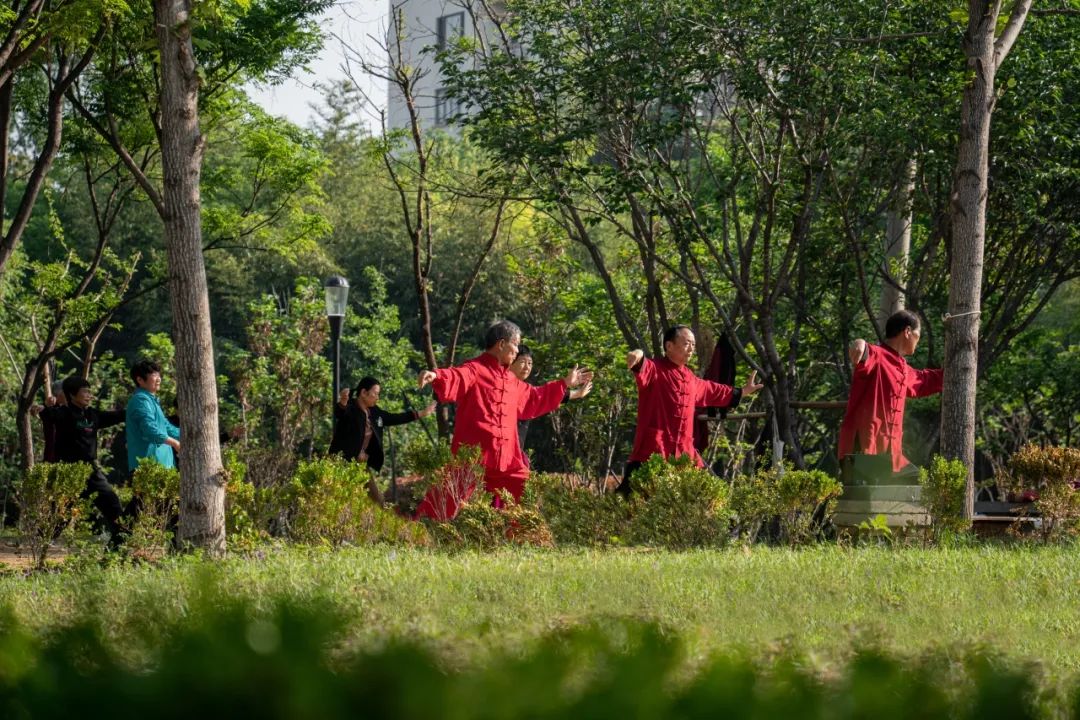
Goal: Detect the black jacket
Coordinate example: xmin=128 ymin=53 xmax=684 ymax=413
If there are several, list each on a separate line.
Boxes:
xmin=39 ymin=405 xmax=125 ymax=466
xmin=328 ymin=402 xmax=417 ymax=472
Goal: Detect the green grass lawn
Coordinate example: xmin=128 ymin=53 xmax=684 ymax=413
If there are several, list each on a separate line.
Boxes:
xmin=2 ymin=544 xmax=1078 ymax=677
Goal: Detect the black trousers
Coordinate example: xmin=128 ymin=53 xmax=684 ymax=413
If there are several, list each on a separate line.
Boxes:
xmin=616 ymin=461 xmax=643 ymax=497
xmin=82 ymin=468 xmax=125 ymax=538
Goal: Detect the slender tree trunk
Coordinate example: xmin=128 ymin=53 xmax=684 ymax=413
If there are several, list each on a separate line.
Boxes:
xmin=880 ymin=157 xmax=915 ymax=322
xmin=0 ymin=77 xmax=12 ymax=218
xmin=943 ymin=0 xmax=1031 ymax=519
xmin=943 ymin=15 xmax=994 ymax=519
xmin=154 ymin=0 xmax=225 ymax=554
xmin=16 ymin=397 xmax=35 ymax=470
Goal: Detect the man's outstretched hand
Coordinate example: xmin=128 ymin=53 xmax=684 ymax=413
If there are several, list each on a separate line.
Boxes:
xmin=564 ymin=364 xmax=594 ymax=388
xmin=418 ymin=370 xmax=437 ymax=389
xmin=626 ymin=349 xmax=644 ymax=369
xmin=740 ymin=370 xmax=764 ymax=396
xmin=849 ymin=339 xmax=868 ymax=366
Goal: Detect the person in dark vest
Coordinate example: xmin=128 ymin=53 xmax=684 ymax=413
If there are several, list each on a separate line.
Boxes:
xmin=34 ymin=376 xmax=127 ymax=542
xmin=329 ymin=376 xmax=436 ymax=500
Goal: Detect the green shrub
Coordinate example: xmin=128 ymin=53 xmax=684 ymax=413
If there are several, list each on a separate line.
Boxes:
xmin=729 ymin=470 xmax=779 ymax=544
xmin=626 ymin=455 xmax=731 ymax=549
xmin=0 ymin=601 xmax=1049 ymax=719
xmin=428 ymin=489 xmax=553 ymax=550
xmin=129 ymin=459 xmax=181 ymax=558
xmin=1008 ymin=444 xmax=1080 ymax=540
xmin=289 ymin=458 xmax=429 ymax=547
xmin=400 ymin=436 xmax=455 ymax=478
xmin=222 ymin=450 xmax=263 ymax=552
xmin=12 ymin=462 xmax=91 ymax=569
xmin=775 ymin=469 xmax=843 ymax=545
xmin=524 ymin=472 xmax=627 ymax=547
xmin=919 ymin=456 xmax=971 ymax=537
xmin=227 ymin=446 xmax=298 ymax=537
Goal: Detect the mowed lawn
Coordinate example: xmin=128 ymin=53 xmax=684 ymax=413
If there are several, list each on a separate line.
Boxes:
xmin=2 ymin=545 xmax=1079 ymax=672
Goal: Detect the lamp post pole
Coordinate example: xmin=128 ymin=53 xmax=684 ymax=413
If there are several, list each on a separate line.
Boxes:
xmin=324 ymin=276 xmax=350 ymax=413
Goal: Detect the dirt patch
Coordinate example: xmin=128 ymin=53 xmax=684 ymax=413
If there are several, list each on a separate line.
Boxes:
xmin=0 ymin=537 xmax=68 ymax=572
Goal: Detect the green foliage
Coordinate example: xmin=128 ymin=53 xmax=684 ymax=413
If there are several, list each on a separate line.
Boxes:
xmin=428 ymin=489 xmax=553 ymax=550
xmin=223 ymin=446 xmax=298 ymax=539
xmin=340 ymin=266 xmax=426 ymax=424
xmin=775 ymin=469 xmax=843 ymax=545
xmin=288 ymin=458 xmax=429 ymax=547
xmin=202 ymin=102 xmax=331 ymax=261
xmin=401 ymin=437 xmax=456 ymax=479
xmin=857 ymin=514 xmax=895 ymax=543
xmin=1007 ymin=445 xmax=1080 ymax=541
xmin=222 ymin=450 xmax=262 ymax=552
xmin=12 ymin=462 xmax=92 ymax=569
xmin=978 ymin=284 xmax=1080 ymax=469
xmin=729 ymin=467 xmax=842 ymax=545
xmin=0 ymin=596 xmax=1053 ymax=719
xmin=729 ymin=470 xmax=780 ymax=544
xmin=524 ymin=472 xmax=627 ymax=546
xmin=919 ymin=456 xmax=971 ymax=537
xmin=128 ymin=459 xmax=180 ymax=558
xmin=627 ymin=455 xmax=731 ymax=549
xmin=225 ymin=277 xmax=330 ymax=452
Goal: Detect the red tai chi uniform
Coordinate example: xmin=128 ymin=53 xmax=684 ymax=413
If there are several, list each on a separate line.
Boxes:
xmin=414 ymin=352 xmax=566 ymax=519
xmin=628 ymin=356 xmax=742 ymax=467
xmin=838 ymin=343 xmax=943 ymax=474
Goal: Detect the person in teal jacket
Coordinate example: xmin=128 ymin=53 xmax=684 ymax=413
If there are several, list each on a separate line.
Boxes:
xmin=126 ymin=360 xmax=181 ymax=471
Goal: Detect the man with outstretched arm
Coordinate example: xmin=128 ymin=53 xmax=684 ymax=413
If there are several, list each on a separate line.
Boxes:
xmin=838 ymin=309 xmax=943 ymax=484
xmin=619 ymin=324 xmax=763 ymax=495
xmin=414 ymin=320 xmax=593 ymax=519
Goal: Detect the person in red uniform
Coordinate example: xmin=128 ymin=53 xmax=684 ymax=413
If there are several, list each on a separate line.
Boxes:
xmin=618 ymin=325 xmax=762 ymax=495
xmin=414 ymin=320 xmax=593 ymax=519
xmin=838 ymin=310 xmax=943 ymax=483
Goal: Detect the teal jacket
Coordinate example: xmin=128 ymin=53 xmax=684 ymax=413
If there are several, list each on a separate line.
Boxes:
xmin=126 ymin=388 xmax=181 ymax=471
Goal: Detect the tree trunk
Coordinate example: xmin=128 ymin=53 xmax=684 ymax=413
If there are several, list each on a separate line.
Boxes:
xmin=943 ymin=0 xmax=1031 ymax=519
xmin=154 ymin=0 xmax=225 ymax=555
xmin=16 ymin=397 xmax=35 ymax=471
xmin=880 ymin=158 xmax=915 ymax=322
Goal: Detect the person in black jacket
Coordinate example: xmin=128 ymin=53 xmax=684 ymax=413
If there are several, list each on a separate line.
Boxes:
xmin=33 ymin=375 xmax=127 ymax=541
xmin=329 ymin=376 xmax=435 ymax=498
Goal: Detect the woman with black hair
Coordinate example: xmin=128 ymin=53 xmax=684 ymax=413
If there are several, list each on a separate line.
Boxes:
xmin=329 ymin=376 xmax=435 ymax=473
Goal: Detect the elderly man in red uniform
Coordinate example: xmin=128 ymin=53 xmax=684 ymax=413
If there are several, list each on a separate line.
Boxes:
xmin=618 ymin=325 xmax=762 ymax=494
xmin=839 ymin=310 xmax=943 ymax=483
xmin=414 ymin=320 xmax=593 ymax=519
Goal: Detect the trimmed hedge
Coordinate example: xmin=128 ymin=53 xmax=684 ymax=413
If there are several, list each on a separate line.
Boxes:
xmin=0 ymin=599 xmax=1051 ymax=719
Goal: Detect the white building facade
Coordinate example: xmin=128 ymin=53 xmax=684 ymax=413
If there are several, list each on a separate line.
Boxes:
xmin=386 ymin=0 xmax=489 ymax=133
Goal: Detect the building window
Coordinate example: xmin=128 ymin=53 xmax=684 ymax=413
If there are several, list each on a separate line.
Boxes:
xmin=436 ymin=12 xmax=465 ymax=50
xmin=434 ymin=87 xmax=460 ymax=126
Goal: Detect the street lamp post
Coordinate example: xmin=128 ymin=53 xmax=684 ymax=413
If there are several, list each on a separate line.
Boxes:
xmin=324 ymin=276 xmax=350 ymax=410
